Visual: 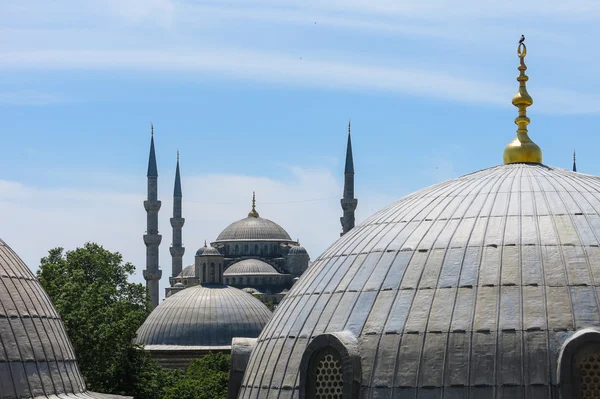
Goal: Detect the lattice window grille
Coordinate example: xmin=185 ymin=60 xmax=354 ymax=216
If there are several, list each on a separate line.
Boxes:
xmin=314 ymin=352 xmax=344 ymax=399
xmin=580 ymin=353 xmax=600 ymax=397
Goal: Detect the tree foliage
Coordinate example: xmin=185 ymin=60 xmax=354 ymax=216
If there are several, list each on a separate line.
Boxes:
xmin=37 ymin=243 xmax=151 ymax=393
xmin=162 ymin=353 xmax=230 ymax=399
xmin=37 ymin=242 xmax=232 ymax=398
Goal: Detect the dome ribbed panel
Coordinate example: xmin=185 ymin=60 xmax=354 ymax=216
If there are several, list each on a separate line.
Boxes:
xmin=224 ymin=260 xmax=279 ymax=276
xmin=134 ymin=285 xmax=272 ymax=348
xmin=177 ymin=265 xmax=195 ymax=278
xmin=215 ymin=217 xmax=292 ymax=242
xmin=238 ymin=164 xmax=600 ymax=398
xmin=288 ymin=246 xmax=308 ymax=255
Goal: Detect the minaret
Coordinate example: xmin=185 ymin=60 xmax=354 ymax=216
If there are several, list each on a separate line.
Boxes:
xmin=573 ymin=150 xmax=577 ymax=172
xmin=340 ymin=120 xmax=358 ymax=236
xmin=143 ymin=124 xmax=162 ymax=309
xmin=170 ymin=151 xmax=185 ymax=279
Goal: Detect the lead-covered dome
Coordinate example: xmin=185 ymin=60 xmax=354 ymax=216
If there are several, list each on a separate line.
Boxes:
xmin=135 ymin=284 xmax=271 ymax=349
xmin=238 ymin=163 xmax=600 ymax=397
xmin=224 ymin=259 xmax=280 ymax=276
xmin=0 ymin=239 xmax=121 ymax=398
xmin=215 ymin=216 xmax=292 ymax=242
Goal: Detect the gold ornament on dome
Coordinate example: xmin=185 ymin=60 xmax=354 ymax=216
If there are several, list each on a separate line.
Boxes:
xmin=248 ymin=191 xmax=260 ymax=218
xmin=503 ymin=36 xmax=543 ymax=164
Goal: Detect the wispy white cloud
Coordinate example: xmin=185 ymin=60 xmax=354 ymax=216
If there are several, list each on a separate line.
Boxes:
xmin=0 ymin=91 xmax=65 ymax=105
xmin=0 ymin=166 xmax=394 ymax=299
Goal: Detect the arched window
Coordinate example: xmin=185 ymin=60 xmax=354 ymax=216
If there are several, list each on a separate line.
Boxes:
xmin=300 ymin=332 xmax=360 ymax=399
xmin=202 ymin=264 xmax=207 ymax=282
xmin=235 ymin=245 xmax=239 ymax=255
xmin=244 ymin=244 xmax=249 ymax=253
xmin=232 ymin=277 xmax=236 ymax=284
xmin=210 ymin=263 xmax=215 ymax=280
xmin=559 ymin=328 xmax=600 ymax=398
xmin=254 ymin=244 xmax=259 ymax=254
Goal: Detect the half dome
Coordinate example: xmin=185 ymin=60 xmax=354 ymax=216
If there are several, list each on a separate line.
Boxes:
xmin=238 ymin=163 xmax=600 ymax=397
xmin=224 ymin=259 xmax=280 ymax=276
xmin=0 ymin=239 xmax=119 ymax=398
xmin=135 ymin=284 xmax=271 ymax=348
xmin=215 ymin=216 xmax=292 ymax=242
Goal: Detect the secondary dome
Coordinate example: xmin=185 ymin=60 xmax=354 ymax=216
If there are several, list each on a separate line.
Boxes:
xmin=288 ymin=244 xmax=308 ymax=255
xmin=224 ymin=259 xmax=280 ymax=276
xmin=0 ymin=239 xmax=121 ymax=398
xmin=135 ymin=284 xmax=271 ymax=349
xmin=177 ymin=264 xmax=195 ymax=278
xmin=237 ymin=163 xmax=600 ymax=397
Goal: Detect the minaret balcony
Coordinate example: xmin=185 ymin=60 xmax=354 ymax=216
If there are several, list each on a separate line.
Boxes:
xmin=144 ymin=200 xmax=162 ymax=212
xmin=143 ymin=234 xmax=163 ymax=246
xmin=170 ymin=246 xmax=185 ymax=257
xmin=341 ymin=198 xmax=358 ymax=211
xmin=170 ymin=217 xmax=185 ymax=228
xmin=143 ymin=269 xmax=162 ymax=281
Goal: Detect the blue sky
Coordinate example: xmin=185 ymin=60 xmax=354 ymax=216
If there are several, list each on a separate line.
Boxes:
xmin=1 ymin=0 xmax=600 ymax=294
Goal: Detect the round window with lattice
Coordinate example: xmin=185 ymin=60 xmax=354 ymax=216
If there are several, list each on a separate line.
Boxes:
xmin=307 ymin=347 xmax=344 ymax=399
xmin=579 ymin=352 xmax=600 ymax=397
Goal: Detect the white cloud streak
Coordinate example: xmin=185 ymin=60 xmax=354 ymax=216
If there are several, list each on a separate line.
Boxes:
xmin=0 ymin=167 xmax=394 ymax=300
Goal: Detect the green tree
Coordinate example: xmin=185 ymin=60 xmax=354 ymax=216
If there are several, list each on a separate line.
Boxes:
xmin=37 ymin=242 xmax=152 ymax=394
xmin=161 ymin=353 xmax=231 ymax=399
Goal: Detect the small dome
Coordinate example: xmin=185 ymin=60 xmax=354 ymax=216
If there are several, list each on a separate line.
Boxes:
xmin=135 ymin=284 xmax=271 ymax=348
xmin=224 ymin=259 xmax=280 ymax=276
xmin=242 ymin=287 xmax=260 ymax=294
xmin=215 ymin=216 xmax=293 ymax=242
xmin=198 ymin=246 xmax=221 ymax=257
xmin=288 ymin=244 xmax=308 ymax=255
xmin=174 ymin=282 xmax=184 ymax=288
xmin=0 ymin=238 xmax=115 ymax=398
xmin=195 ymin=246 xmax=206 ymax=256
xmin=177 ymin=264 xmax=195 ymax=278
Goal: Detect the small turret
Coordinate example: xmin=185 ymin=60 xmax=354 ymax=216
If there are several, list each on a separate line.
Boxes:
xmin=195 ymin=243 xmax=224 ymax=284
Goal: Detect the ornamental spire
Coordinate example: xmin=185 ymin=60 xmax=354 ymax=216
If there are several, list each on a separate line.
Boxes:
xmin=248 ymin=191 xmax=259 ymax=218
xmin=573 ymin=150 xmax=577 ymax=172
xmin=503 ymin=36 xmax=543 ymax=164
xmin=147 ymin=124 xmax=158 ymax=177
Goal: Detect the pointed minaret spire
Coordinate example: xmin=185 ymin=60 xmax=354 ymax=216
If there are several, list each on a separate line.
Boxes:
xmin=143 ymin=125 xmax=162 ymax=308
xmin=340 ymin=120 xmax=358 ymax=236
xmin=573 ymin=150 xmax=577 ymax=172
xmin=170 ymin=151 xmax=185 ymax=279
xmin=147 ymin=123 xmax=158 ymax=177
xmin=248 ymin=191 xmax=259 ymax=218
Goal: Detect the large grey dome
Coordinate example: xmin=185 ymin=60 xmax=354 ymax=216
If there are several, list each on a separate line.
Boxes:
xmin=215 ymin=216 xmax=292 ymax=242
xmin=224 ymin=259 xmax=280 ymax=276
xmin=135 ymin=284 xmax=271 ymax=348
xmin=238 ymin=163 xmax=600 ymax=398
xmin=0 ymin=239 xmax=122 ymax=399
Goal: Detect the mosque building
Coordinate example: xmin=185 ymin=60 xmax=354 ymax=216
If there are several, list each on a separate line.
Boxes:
xmin=227 ymin=39 xmax=600 ymax=399
xmin=134 ymin=122 xmax=358 ymax=368
xmin=141 ymin=122 xmax=357 ymax=308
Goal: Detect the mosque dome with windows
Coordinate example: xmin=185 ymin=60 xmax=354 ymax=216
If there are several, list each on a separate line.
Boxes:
xmin=231 ymin=39 xmax=600 ymax=398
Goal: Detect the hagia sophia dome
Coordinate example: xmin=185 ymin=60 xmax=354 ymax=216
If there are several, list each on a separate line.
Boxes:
xmin=0 ymin=239 xmax=123 ymax=399
xmin=231 ymin=40 xmax=600 ymax=398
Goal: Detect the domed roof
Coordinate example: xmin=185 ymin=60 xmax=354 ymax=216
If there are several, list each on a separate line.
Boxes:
xmin=0 ymin=239 xmax=120 ymax=398
xmin=177 ymin=264 xmax=195 ymax=278
xmin=238 ymin=163 xmax=600 ymax=397
xmin=288 ymin=244 xmax=308 ymax=255
xmin=135 ymin=284 xmax=271 ymax=349
xmin=224 ymin=259 xmax=280 ymax=276
xmin=199 ymin=246 xmax=222 ymax=256
xmin=215 ymin=215 xmax=293 ymax=242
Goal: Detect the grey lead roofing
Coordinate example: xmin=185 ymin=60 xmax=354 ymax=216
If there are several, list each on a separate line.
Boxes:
xmin=224 ymin=259 xmax=280 ymax=276
xmin=173 ymin=156 xmax=182 ymax=197
xmin=215 ymin=216 xmax=293 ymax=242
xmin=135 ymin=284 xmax=272 ymax=348
xmin=0 ymin=239 xmax=124 ymax=399
xmin=238 ymin=163 xmax=600 ymax=398
xmin=146 ymin=134 xmax=158 ymax=178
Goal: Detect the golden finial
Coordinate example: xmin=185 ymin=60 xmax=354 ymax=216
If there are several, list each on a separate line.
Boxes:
xmin=503 ymin=35 xmax=543 ymax=164
xmin=248 ymin=191 xmax=259 ymax=218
